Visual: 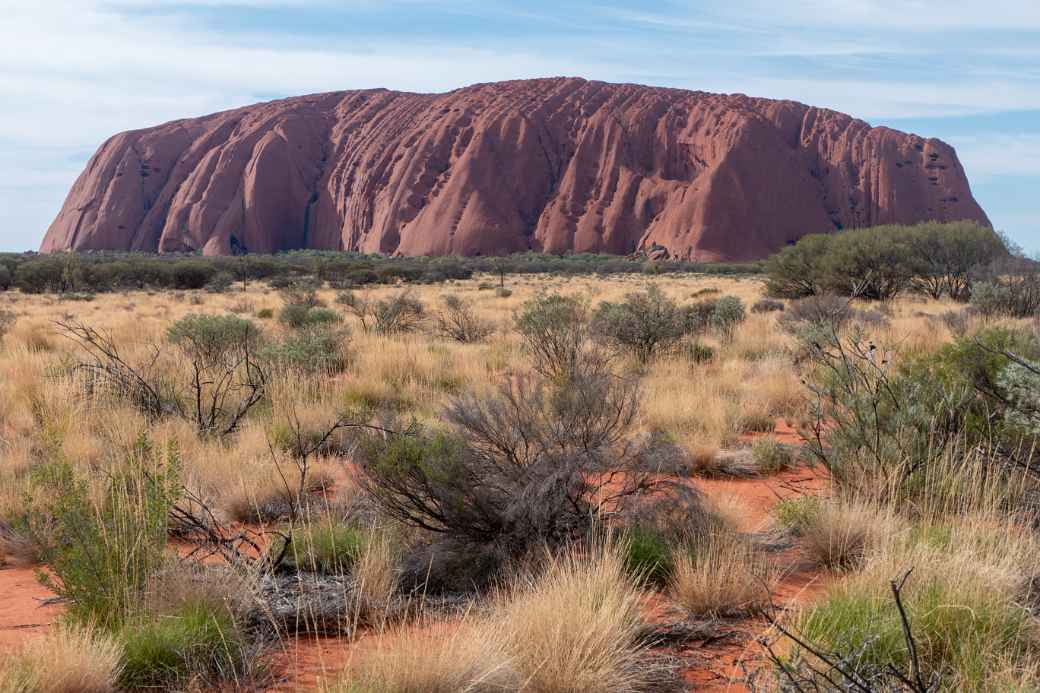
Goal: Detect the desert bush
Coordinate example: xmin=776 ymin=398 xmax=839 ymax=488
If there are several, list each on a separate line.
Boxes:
xmin=670 ymin=531 xmax=778 ymax=617
xmin=591 ymin=286 xmax=689 ymax=363
xmin=680 ymin=341 xmax=715 ymax=364
xmin=751 ymin=437 xmax=794 ymax=474
xmin=0 ymin=624 xmax=123 ymax=693
xmin=434 ymin=294 xmax=494 ymax=343
xmin=279 ymin=303 xmax=342 ymax=329
xmin=766 ymin=221 xmax=1005 ymax=301
xmin=751 ymin=298 xmax=785 ymax=313
xmin=515 ymin=293 xmax=601 ymax=381
xmin=205 ymin=271 xmax=234 ymax=293
xmin=166 ymin=314 xmax=267 ymax=436
xmin=710 ymin=296 xmax=746 ymax=340
xmin=262 ymin=326 xmax=350 ymax=375
xmin=256 ymin=307 xmax=274 ymax=319
xmin=778 ymin=294 xmax=855 ymax=335
xmin=342 ymin=290 xmax=426 ymax=334
xmin=22 ymin=435 xmax=180 ymax=628
xmin=765 ymin=234 xmax=831 ymax=298
xmin=969 ymin=255 xmax=1040 ymax=318
xmin=119 ymin=598 xmax=247 ymax=690
xmin=496 ymin=287 xmax=513 ymax=298
xmin=0 ymin=263 xmax=11 ymax=291
xmin=358 ymin=373 xmax=694 ymax=574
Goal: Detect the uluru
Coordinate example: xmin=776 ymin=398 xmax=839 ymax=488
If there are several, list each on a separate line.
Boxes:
xmin=40 ymin=77 xmax=990 ymax=260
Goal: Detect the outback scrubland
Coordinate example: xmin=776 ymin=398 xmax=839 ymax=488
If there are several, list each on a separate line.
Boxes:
xmin=1 ymin=221 xmax=1040 ymax=692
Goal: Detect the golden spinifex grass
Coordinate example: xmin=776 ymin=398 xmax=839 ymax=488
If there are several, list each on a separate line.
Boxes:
xmin=331 ymin=542 xmax=663 ymax=693
xmin=2 ymin=272 xmax=1039 ymax=690
xmin=0 ymin=624 xmax=123 ymax=693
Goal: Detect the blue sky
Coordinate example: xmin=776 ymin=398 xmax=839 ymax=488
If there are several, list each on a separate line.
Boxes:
xmin=2 ymin=1 xmax=1038 ymax=252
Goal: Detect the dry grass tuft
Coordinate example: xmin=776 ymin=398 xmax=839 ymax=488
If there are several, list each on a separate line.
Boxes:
xmin=671 ymin=531 xmax=780 ymax=618
xmin=0 ymin=624 xmax=123 ymax=693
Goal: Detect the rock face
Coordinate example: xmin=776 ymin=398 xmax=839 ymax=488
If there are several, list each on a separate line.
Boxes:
xmin=41 ymin=78 xmax=990 ymax=260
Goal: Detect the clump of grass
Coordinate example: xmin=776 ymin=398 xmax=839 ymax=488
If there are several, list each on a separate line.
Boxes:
xmin=751 ymin=437 xmax=794 ymax=474
xmin=793 ymin=517 xmax=1040 ymax=689
xmin=327 ymin=620 xmax=518 ymax=693
xmin=333 ymin=543 xmax=669 ymax=693
xmin=0 ymin=624 xmax=123 ymax=693
xmin=493 ymin=544 xmax=664 ymax=692
xmin=671 ymin=531 xmax=779 ymax=618
xmin=119 ymin=599 xmax=247 ymax=690
xmin=276 ymin=522 xmax=367 ymax=574
xmin=621 ymin=527 xmax=674 ymax=586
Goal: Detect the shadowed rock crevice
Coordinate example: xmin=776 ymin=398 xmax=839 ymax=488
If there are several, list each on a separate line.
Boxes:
xmin=41 ymin=78 xmax=990 ymax=260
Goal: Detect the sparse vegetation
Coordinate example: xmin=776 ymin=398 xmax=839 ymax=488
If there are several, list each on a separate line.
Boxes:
xmin=3 ymin=252 xmax=1040 ymax=692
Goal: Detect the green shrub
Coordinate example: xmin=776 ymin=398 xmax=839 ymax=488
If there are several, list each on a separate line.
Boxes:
xmin=279 ymin=303 xmax=342 ymax=329
xmin=275 ymin=523 xmax=367 ymax=574
xmin=256 ymin=307 xmax=274 ymax=319
xmin=751 ymin=438 xmax=794 ymax=473
xmin=167 ymin=314 xmax=262 ymax=362
xmin=591 ymin=286 xmax=688 ymax=363
xmin=120 ymin=599 xmax=245 ymax=689
xmin=773 ymin=495 xmax=822 ymax=533
xmin=621 ymin=527 xmax=673 ymax=586
xmin=23 ymin=436 xmax=180 ymax=628
xmin=710 ymin=296 xmax=745 ymax=340
xmin=515 ymin=293 xmax=593 ymax=380
xmin=262 ymin=327 xmax=350 ymax=374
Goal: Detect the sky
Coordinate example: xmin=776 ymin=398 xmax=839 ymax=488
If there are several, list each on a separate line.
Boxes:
xmin=1 ymin=0 xmax=1038 ymax=253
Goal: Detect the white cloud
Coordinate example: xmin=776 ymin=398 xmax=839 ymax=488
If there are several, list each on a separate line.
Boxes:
xmin=1 ymin=0 xmax=1037 ymax=250
xmin=946 ymin=133 xmax=1040 ymax=180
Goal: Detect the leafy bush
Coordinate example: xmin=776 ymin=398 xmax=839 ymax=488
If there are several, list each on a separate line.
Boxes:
xmin=591 ymin=286 xmax=689 ymax=363
xmin=709 ymin=295 xmax=745 ymax=340
xmin=167 ymin=314 xmax=262 ymax=363
xmin=262 ymin=327 xmax=350 ymax=374
xmin=23 ymin=436 xmax=180 ymax=628
xmin=434 ymin=294 xmax=494 ymax=343
xmin=681 ymin=341 xmax=715 ymax=364
xmin=515 ymin=293 xmax=595 ymax=380
xmin=279 ymin=303 xmax=342 ymax=329
xmin=766 ymin=222 xmax=1006 ymax=301
xmin=342 ymin=290 xmax=425 ymax=334
xmin=751 ymin=437 xmax=794 ymax=473
xmin=120 ymin=599 xmax=246 ymax=689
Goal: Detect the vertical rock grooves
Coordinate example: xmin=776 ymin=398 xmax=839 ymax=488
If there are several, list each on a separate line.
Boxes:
xmin=41 ymin=77 xmax=990 ymax=260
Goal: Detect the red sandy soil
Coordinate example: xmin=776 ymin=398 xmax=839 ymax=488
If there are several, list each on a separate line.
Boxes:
xmin=0 ymin=566 xmax=62 ymax=653
xmin=0 ymin=419 xmax=831 ymax=691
